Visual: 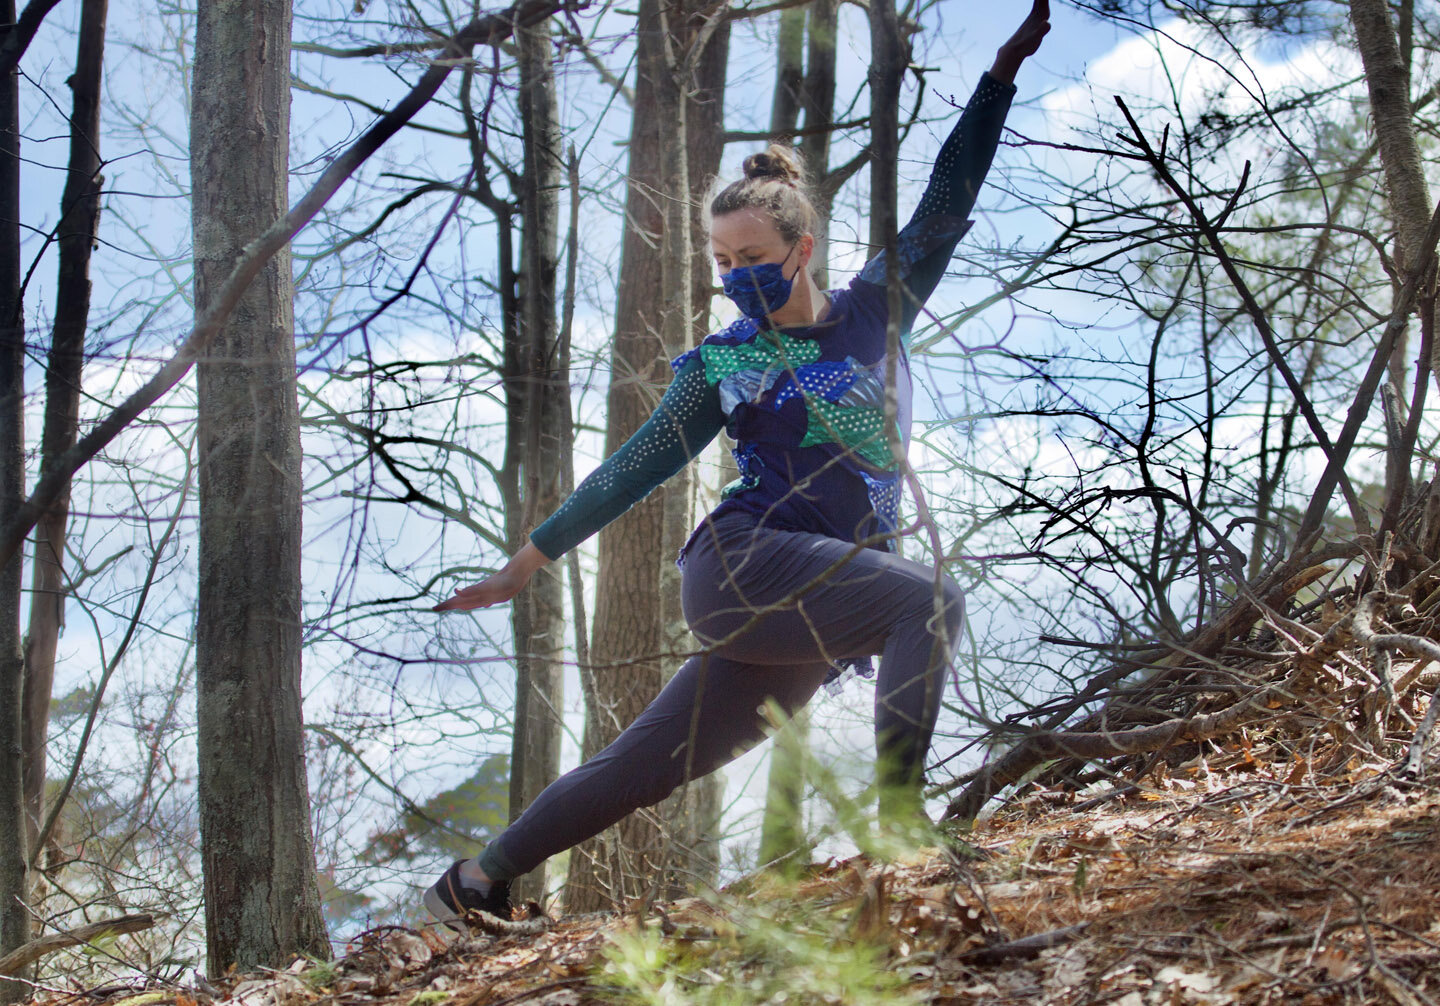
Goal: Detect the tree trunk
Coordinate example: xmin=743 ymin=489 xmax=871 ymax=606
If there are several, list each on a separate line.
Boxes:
xmin=654 ymin=7 xmax=730 ymax=899
xmin=507 ymin=18 xmax=566 ymax=907
xmin=192 ymin=0 xmax=329 ymax=975
xmin=802 ymin=0 xmax=838 ymax=289
xmin=0 ymin=0 xmax=27 ymax=988
xmin=21 ymin=0 xmax=107 ymax=868
xmin=1348 ymin=0 xmax=1432 ymax=501
xmin=566 ymin=0 xmax=727 ymax=912
xmin=867 ymin=0 xmax=904 ymax=264
xmin=770 ymin=7 xmax=804 ymax=140
xmin=757 ymin=3 xmax=837 ymax=869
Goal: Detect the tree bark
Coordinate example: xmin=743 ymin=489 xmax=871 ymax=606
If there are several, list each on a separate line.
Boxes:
xmin=0 ymin=0 xmax=26 ymax=988
xmin=566 ymin=0 xmax=727 ymax=912
xmin=770 ymin=7 xmax=804 ymax=140
xmin=867 ymin=0 xmax=904 ymax=264
xmin=654 ymin=5 xmax=729 ymax=899
xmin=758 ymin=2 xmax=837 ymax=868
xmin=1349 ymin=0 xmax=1433 ymax=501
xmin=801 ymin=0 xmax=838 ymax=289
xmin=192 ymin=0 xmax=329 ymax=975
xmin=507 ymin=19 xmax=567 ymax=907
xmin=21 ymin=0 xmax=107 ymax=867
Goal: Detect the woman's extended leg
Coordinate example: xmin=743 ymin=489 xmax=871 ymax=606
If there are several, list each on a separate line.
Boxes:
xmin=475 ymin=650 xmax=830 ymax=882
xmin=429 ymin=514 xmax=962 ymax=922
xmin=487 ymin=515 xmax=967 ymax=876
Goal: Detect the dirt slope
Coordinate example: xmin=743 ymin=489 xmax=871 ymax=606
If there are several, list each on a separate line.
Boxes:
xmin=74 ymin=762 xmax=1430 ymax=1006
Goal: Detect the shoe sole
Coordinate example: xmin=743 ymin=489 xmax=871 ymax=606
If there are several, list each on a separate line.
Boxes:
xmin=423 ymin=884 xmax=469 ymax=936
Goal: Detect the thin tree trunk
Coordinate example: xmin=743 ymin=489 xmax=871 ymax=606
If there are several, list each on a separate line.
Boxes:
xmin=1349 ymin=0 xmax=1432 ymax=503
xmin=21 ymin=0 xmax=107 ymax=866
xmin=0 ymin=0 xmax=27 ymax=987
xmin=758 ymin=3 xmax=837 ymax=868
xmin=192 ymin=0 xmax=328 ymax=974
xmin=770 ymin=7 xmax=804 ymax=139
xmin=507 ymin=18 xmax=566 ymax=907
xmin=567 ymin=0 xmax=726 ymax=912
xmin=655 ymin=8 xmax=730 ymax=899
xmin=867 ymin=0 xmax=903 ymax=264
xmin=802 ymin=0 xmax=837 ymax=288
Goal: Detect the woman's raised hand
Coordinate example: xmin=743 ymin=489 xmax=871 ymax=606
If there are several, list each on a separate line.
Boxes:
xmin=991 ymin=0 xmax=1051 ymax=84
xmin=433 ymin=540 xmax=552 ymax=612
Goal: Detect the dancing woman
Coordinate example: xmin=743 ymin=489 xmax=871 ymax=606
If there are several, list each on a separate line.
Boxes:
xmin=426 ymin=0 xmax=1050 ymax=927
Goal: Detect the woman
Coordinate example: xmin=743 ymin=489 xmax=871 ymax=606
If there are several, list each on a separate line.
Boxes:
xmin=426 ymin=2 xmax=1050 ymax=929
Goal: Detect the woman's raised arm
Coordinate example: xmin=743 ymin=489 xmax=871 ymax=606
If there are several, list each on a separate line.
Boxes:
xmin=990 ymin=0 xmax=1051 ymax=86
xmin=858 ymin=0 xmax=1050 ymax=339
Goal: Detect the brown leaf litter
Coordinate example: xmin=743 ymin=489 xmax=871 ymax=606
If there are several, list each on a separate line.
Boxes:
xmin=22 ymin=752 xmax=1439 ymax=1005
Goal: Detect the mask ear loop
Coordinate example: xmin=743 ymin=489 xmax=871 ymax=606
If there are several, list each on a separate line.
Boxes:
xmin=762 ymin=244 xmax=795 ymax=316
xmin=783 ymin=241 xmax=805 ymax=283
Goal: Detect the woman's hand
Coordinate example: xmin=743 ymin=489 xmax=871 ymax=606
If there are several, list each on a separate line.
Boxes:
xmin=433 ymin=540 xmax=553 ymax=612
xmin=990 ymin=0 xmax=1050 ymax=84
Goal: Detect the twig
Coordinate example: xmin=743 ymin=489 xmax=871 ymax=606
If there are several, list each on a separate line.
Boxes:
xmin=462 ymin=909 xmax=552 ymax=938
xmin=943 ymin=542 xmax=1356 ymax=820
xmin=1114 ymin=95 xmax=1369 ymax=535
xmin=958 ymin=924 xmax=1090 ymax=964
xmin=1344 ymin=602 xmax=1440 ymax=775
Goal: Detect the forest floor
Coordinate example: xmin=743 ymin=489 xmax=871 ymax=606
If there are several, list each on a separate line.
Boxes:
xmin=59 ymin=743 xmax=1436 ymax=1006
xmin=16 ymin=553 xmax=1440 ymax=1006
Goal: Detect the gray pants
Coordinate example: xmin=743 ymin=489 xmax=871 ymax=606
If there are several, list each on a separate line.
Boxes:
xmin=481 ymin=513 xmax=964 ymax=880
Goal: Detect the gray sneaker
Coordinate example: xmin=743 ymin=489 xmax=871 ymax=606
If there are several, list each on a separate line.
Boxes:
xmin=423 ymin=860 xmax=512 ymax=934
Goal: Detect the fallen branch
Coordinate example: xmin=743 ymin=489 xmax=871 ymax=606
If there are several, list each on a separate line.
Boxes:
xmin=1345 ymin=596 xmax=1440 ymax=776
xmin=943 ymin=674 xmax=1294 ymax=822
xmin=0 ymin=914 xmax=156 ymax=976
xmin=958 ymin=923 xmax=1090 ymax=965
xmin=461 ymin=906 xmax=552 ymax=938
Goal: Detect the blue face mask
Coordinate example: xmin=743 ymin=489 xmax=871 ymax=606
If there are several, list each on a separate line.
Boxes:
xmin=721 ymin=246 xmax=800 ymax=320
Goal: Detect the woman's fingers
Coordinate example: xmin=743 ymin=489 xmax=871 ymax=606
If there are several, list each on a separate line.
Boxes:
xmin=1009 ymin=0 xmax=1051 ymax=57
xmin=433 ymin=580 xmax=507 ymax=611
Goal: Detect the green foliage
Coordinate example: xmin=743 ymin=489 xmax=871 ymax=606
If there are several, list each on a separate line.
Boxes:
xmin=597 ymin=887 xmax=922 ymax=1006
xmin=406 ymin=991 xmax=450 ymax=1006
xmin=50 ymin=683 xmax=100 ymax=721
xmin=763 ymin=702 xmax=943 ymax=870
xmin=363 ymin=754 xmax=510 ymax=863
xmin=299 ymin=955 xmax=342 ymax=990
xmin=597 ymin=706 xmax=938 ymax=1004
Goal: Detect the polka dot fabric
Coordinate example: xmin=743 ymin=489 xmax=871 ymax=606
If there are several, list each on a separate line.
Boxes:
xmin=859 ymin=71 xmax=1015 ymax=341
xmin=530 ymin=356 xmax=724 ymax=559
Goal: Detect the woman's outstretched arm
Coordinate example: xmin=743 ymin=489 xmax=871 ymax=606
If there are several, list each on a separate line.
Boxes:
xmin=858 ymin=0 xmax=1050 ymax=339
xmin=435 ymin=356 xmax=724 ymax=611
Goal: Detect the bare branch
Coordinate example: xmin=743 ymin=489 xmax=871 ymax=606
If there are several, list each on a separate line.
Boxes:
xmin=0 ymin=914 xmax=157 ymax=977
xmin=0 ymin=0 xmax=586 ymax=570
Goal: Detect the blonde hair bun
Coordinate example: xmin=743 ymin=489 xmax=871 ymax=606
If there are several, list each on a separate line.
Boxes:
xmin=711 ymin=144 xmax=818 ymax=243
xmin=742 ymin=145 xmax=807 ymax=186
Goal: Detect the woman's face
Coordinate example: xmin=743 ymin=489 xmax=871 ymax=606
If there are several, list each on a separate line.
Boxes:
xmin=710 ymin=208 xmax=804 ymax=276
